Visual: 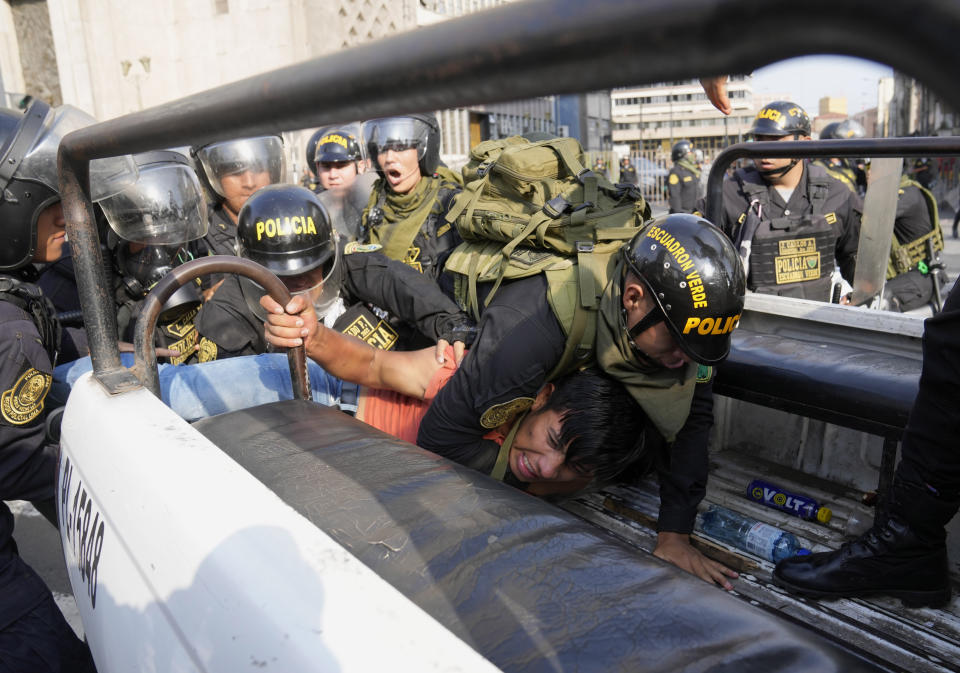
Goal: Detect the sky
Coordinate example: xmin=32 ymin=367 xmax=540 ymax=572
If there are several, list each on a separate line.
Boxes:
xmin=750 ymin=56 xmax=894 ymax=116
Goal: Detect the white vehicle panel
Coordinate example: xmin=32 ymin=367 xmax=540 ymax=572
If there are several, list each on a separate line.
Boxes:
xmin=58 ymin=372 xmax=498 ymax=672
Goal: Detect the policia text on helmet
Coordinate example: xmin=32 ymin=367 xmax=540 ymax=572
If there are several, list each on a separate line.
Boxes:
xmin=748 ymin=101 xmax=812 ymax=180
xmin=619 ymin=214 xmax=745 ymax=371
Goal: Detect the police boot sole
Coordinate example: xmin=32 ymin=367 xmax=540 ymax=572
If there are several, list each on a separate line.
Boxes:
xmin=773 ymin=573 xmax=952 ymax=609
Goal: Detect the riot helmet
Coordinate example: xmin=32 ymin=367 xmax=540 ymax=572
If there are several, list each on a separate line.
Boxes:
xmin=747 ymin=101 xmax=811 ymax=139
xmin=0 ymin=100 xmax=138 ymax=271
xmin=237 ymin=184 xmax=341 ymax=316
xmin=818 ymin=121 xmax=841 ymax=140
xmin=620 ymin=213 xmax=745 ymax=365
xmin=305 ymin=128 xmax=325 ymax=177
xmin=99 ymin=150 xmax=208 ymax=245
xmin=671 ymin=139 xmax=694 ymax=163
xmin=192 ymin=136 xmax=285 ymax=201
xmin=363 ymin=113 xmax=441 ymax=177
xmin=315 ymin=128 xmax=363 ymax=165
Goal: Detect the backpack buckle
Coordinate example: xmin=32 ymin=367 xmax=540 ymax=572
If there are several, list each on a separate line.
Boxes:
xmin=576 ymin=241 xmax=594 ymax=253
xmin=543 ymin=195 xmax=571 ymax=219
xmin=576 ymin=168 xmax=598 ymax=184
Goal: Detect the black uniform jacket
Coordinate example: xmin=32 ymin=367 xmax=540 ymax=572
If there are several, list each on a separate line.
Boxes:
xmin=707 ymin=163 xmax=862 ymax=283
xmin=418 ymin=274 xmax=714 ymax=533
xmin=668 ymin=164 xmax=700 ymax=214
xmin=0 ymin=299 xmax=59 ymax=628
xmin=196 ymin=245 xmax=469 ymax=357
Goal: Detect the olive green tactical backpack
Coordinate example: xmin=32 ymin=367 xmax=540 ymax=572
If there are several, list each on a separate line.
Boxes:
xmin=444 ymin=135 xmax=650 ymax=378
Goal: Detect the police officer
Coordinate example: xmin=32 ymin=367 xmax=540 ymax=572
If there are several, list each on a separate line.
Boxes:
xmin=192 ymin=135 xmax=285 ymax=295
xmin=0 ymin=100 xmax=99 ymax=672
xmin=883 ymin=163 xmax=946 ymax=312
xmin=705 ymin=101 xmax=862 ymax=302
xmin=303 ymin=128 xmax=325 ymax=192
xmin=815 ymin=119 xmax=867 ymax=195
xmin=411 ymin=214 xmax=744 ymax=587
xmin=774 ymin=277 xmax=960 ymax=607
xmin=99 ymin=149 xmax=216 ymax=364
xmin=361 ymin=114 xmax=462 ymax=280
xmin=313 ymin=127 xmax=377 ymax=242
xmin=619 ymin=156 xmax=639 ymax=186
xmin=668 ymin=140 xmax=701 ymax=213
xmin=196 ymin=184 xmax=476 ymax=369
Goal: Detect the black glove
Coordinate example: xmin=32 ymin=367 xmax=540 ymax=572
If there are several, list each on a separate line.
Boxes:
xmin=437 ymin=313 xmax=477 ymax=347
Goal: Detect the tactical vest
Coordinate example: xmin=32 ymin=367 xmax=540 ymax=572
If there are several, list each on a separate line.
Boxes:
xmin=0 ymin=275 xmax=60 ymax=367
xmin=362 ymin=170 xmax=462 ymax=280
xmin=888 ymin=175 xmax=943 ymax=280
xmin=115 ymin=283 xmax=217 ymax=365
xmin=735 ymin=169 xmax=836 ymax=301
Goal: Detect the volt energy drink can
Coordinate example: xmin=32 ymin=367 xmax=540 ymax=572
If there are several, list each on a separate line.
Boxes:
xmin=746 ymin=479 xmax=832 ymax=523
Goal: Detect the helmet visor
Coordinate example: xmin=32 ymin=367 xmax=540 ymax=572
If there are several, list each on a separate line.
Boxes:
xmin=100 ymin=159 xmax=207 ymax=245
xmin=18 ymin=105 xmax=138 ymax=201
xmin=196 ymin=136 xmax=284 ymax=198
xmin=363 ymin=117 xmax=429 ymax=160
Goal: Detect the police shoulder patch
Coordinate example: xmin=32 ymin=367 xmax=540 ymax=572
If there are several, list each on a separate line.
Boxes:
xmin=1 ymin=367 xmax=52 ymax=425
xmin=197 ymin=337 xmax=219 ymax=363
xmin=696 ymin=364 xmax=713 ymax=384
xmin=344 ymin=242 xmax=382 ymax=255
xmin=668 ymin=173 xmax=680 ymax=185
xmin=480 ymin=396 xmax=535 ymax=429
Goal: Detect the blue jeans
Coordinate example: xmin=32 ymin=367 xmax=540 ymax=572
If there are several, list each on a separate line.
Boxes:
xmin=52 ymin=353 xmax=351 ymax=422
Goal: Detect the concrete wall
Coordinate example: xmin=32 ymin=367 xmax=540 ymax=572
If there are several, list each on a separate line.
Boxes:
xmin=10 ymin=0 xmax=61 ymax=105
xmin=0 ymin=1 xmax=26 ymax=107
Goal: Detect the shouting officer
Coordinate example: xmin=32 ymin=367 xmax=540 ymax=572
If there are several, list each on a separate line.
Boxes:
xmin=361 ymin=114 xmax=462 ymax=279
xmin=0 ymin=100 xmax=123 ymax=672
xmin=196 ymin=185 xmax=475 ymax=369
xmin=192 ymin=135 xmax=284 ymax=296
xmin=313 ymin=127 xmax=377 ymax=242
xmin=668 ymin=140 xmax=701 ymax=214
xmin=704 ymin=101 xmax=861 ymax=302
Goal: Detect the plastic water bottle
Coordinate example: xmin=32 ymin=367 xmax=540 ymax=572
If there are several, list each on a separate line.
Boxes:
xmin=746 ymin=479 xmax=832 ymax=523
xmin=698 ymin=505 xmax=808 ymax=563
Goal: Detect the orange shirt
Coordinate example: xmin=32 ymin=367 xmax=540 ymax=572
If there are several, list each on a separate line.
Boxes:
xmin=356 ymin=347 xmax=458 ymax=444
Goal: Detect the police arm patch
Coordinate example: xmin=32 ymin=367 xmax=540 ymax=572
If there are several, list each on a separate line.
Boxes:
xmin=696 ymin=364 xmax=713 ymax=383
xmin=344 ymin=242 xmax=382 ymax=255
xmin=1 ymin=367 xmax=52 ymax=425
xmin=480 ymin=397 xmax=535 ymax=429
xmin=668 ymin=173 xmax=680 ymax=185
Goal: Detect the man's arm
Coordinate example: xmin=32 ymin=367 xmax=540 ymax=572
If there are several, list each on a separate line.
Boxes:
xmin=261 ymin=293 xmax=439 ymax=399
xmin=652 ymin=378 xmax=739 ymax=590
xmin=342 ymin=249 xmax=475 ymax=363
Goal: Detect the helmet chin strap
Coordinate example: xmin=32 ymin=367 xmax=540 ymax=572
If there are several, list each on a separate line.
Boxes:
xmin=756 ymin=158 xmax=799 ymax=179
xmin=623 ymin=305 xmax=667 ymax=371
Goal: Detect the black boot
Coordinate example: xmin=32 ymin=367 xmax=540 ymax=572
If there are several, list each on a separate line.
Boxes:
xmin=774 ymin=478 xmax=955 ymax=608
xmin=773 ymin=514 xmax=951 ymax=607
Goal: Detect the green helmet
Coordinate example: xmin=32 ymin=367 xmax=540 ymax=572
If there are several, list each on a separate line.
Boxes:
xmin=621 ymin=213 xmax=745 ymax=365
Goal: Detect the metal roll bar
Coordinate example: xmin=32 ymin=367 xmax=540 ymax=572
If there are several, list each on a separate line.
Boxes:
xmin=57 ymin=0 xmax=960 ymax=392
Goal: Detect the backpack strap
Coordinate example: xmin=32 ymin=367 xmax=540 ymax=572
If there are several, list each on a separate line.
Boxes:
xmin=807 ymin=171 xmax=832 ymax=217
xmin=490 ymin=411 xmax=528 ymax=481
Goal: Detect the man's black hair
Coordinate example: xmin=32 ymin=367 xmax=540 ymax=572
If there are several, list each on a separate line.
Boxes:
xmin=539 ymin=367 xmax=652 ymax=484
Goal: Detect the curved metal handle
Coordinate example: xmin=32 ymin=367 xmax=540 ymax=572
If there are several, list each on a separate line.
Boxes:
xmin=131 ymin=255 xmax=312 ymax=402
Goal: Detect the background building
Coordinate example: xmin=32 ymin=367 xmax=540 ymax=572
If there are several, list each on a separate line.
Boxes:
xmin=611 ymin=75 xmax=756 ymax=157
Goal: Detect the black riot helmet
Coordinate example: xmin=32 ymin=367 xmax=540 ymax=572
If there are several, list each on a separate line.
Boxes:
xmin=621 ymin=213 xmax=745 ymax=365
xmin=237 ymin=184 xmax=341 ymax=313
xmin=0 ymin=101 xmax=138 ymax=271
xmin=315 ymin=128 xmax=363 ymax=165
xmin=748 ymin=101 xmax=811 ymax=139
xmin=671 ymin=139 xmax=694 ymax=163
xmin=305 ymin=129 xmax=325 ymax=177
xmin=363 ymin=113 xmax=441 ymax=176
